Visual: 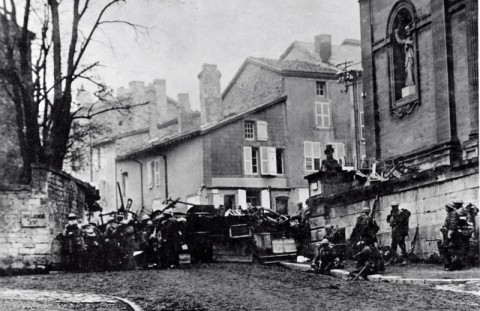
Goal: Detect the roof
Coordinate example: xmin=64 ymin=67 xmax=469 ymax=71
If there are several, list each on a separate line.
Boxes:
xmin=222 ymin=57 xmax=337 ymax=99
xmin=116 ymin=95 xmax=287 ymax=161
xmin=279 ymin=40 xmax=362 ymax=71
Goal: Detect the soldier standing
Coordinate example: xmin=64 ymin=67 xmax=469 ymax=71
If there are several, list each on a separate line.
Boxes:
xmin=159 ymin=209 xmax=181 ymax=269
xmin=441 ymin=201 xmax=462 ymax=271
xmin=350 ymin=206 xmax=379 ymax=246
xmin=63 ymin=213 xmax=85 ymax=272
xmin=386 ymin=201 xmax=411 ymax=266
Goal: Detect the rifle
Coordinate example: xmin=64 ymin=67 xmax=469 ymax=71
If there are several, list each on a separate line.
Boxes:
xmin=350 ymin=263 xmax=369 ymax=281
xmin=408 ymin=225 xmax=419 ymax=255
xmin=117 ymin=182 xmax=124 ymax=212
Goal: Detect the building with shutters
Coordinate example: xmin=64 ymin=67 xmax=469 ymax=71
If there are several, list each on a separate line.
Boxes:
xmin=116 ymin=34 xmax=364 ymax=215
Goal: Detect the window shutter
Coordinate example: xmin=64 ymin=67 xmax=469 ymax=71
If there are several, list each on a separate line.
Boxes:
xmin=315 ymin=102 xmax=322 ymax=127
xmin=322 ymin=103 xmax=330 ymax=128
xmin=243 ymin=146 xmax=253 ymax=175
xmin=313 ymin=142 xmax=322 ymax=170
xmin=147 ymin=161 xmax=153 ymax=188
xmin=268 ymin=147 xmax=277 ymax=175
xmin=257 ymin=121 xmax=268 ymax=141
xmin=260 ymin=147 xmax=269 ymax=175
xmin=154 ymin=160 xmax=161 ymax=186
xmin=304 ymin=142 xmax=313 ymax=170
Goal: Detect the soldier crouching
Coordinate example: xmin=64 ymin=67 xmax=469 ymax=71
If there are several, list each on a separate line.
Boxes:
xmin=349 ymin=241 xmax=378 ymax=280
xmin=311 ymin=239 xmax=343 ymax=275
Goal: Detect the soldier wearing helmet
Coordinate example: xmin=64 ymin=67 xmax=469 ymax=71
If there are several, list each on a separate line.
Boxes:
xmin=63 ymin=213 xmax=85 ymax=272
xmin=350 ymin=205 xmax=379 ymax=247
xmin=386 ymin=201 xmax=411 ymax=266
xmin=311 ymin=239 xmax=337 ymax=275
xmin=441 ymin=200 xmax=462 ymax=271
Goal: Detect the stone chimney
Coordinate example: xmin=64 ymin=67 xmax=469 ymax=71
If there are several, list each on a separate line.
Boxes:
xmin=314 ymin=34 xmax=332 ymax=63
xmin=177 ymin=93 xmax=191 ymax=133
xmin=198 ymin=64 xmax=222 ymax=125
xmin=149 ymin=79 xmax=167 ymax=139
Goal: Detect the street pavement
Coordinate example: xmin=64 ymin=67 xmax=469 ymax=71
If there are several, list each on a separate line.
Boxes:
xmin=0 ymin=263 xmax=479 ymax=310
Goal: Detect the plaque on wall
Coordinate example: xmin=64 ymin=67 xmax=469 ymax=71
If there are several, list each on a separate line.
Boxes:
xmin=21 ymin=212 xmax=48 ymax=227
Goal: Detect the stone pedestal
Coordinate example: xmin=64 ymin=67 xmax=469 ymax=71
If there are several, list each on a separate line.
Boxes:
xmin=401 ymin=85 xmax=416 ymax=97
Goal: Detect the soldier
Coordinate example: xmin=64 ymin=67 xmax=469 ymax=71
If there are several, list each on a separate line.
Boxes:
xmin=104 ymin=214 xmax=125 ymax=270
xmin=63 ymin=213 xmax=85 ymax=272
xmin=82 ymin=222 xmax=103 ymax=271
xmin=139 ymin=214 xmax=156 ymax=268
xmin=441 ymin=201 xmax=462 ymax=271
xmin=350 ymin=206 xmax=379 ymax=246
xmin=453 ymin=199 xmax=478 ymax=267
xmin=324 ymin=225 xmax=334 ymax=241
xmin=386 ymin=201 xmax=411 ymax=266
xmin=159 ymin=209 xmax=181 ymax=269
xmin=349 ymin=241 xmax=378 ymax=280
xmin=311 ymin=239 xmax=341 ymax=275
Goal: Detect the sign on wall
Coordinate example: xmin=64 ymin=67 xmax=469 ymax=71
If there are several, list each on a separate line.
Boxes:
xmin=21 ymin=212 xmax=48 ymax=227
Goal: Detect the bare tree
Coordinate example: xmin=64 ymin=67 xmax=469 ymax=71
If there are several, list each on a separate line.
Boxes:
xmin=0 ymin=0 xmax=148 ymax=183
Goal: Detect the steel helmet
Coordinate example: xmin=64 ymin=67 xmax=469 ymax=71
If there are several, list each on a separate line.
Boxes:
xmin=68 ymin=213 xmax=77 ymax=219
xmin=141 ymin=214 xmax=150 ymax=222
xmin=390 ymin=201 xmax=399 ymax=207
xmin=320 ymin=239 xmax=330 ymax=245
xmin=361 ymin=206 xmax=370 ymax=213
xmin=452 ymin=199 xmax=464 ymax=205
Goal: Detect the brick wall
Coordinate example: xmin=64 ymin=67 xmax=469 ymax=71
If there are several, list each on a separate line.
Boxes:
xmin=0 ymin=166 xmax=91 ymax=274
xmin=307 ymin=162 xmax=479 ymax=259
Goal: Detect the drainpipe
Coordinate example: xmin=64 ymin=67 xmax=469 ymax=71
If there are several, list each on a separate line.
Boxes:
xmin=160 ymin=154 xmax=168 ymax=199
xmin=133 ymin=159 xmax=144 ymax=208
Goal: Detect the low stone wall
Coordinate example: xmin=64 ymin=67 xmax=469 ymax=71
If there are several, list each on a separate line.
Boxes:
xmin=0 ymin=166 xmax=91 ymax=275
xmin=307 ymin=161 xmax=479 ymax=260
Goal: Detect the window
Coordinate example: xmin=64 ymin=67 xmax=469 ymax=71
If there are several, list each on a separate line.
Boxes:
xmin=327 ymin=142 xmax=346 ymax=166
xmin=315 ymin=102 xmax=331 ymax=128
xmin=243 ymin=146 xmax=259 ymax=175
xmin=260 ymin=146 xmax=283 ymax=175
xmin=244 ymin=121 xmax=255 ymax=140
xmin=316 ymin=81 xmax=326 ymax=97
xmin=304 ymin=141 xmax=322 ymax=171
xmin=154 ymin=159 xmax=161 ymax=187
xmin=256 ymin=121 xmax=268 ymax=141
xmin=121 ymin=172 xmax=128 ymax=197
xmin=147 ymin=161 xmax=154 ymax=188
xmin=359 ymin=111 xmax=365 ymax=140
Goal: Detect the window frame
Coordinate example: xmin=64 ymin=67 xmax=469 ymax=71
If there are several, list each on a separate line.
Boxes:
xmin=147 ymin=161 xmax=154 ymax=188
xmin=154 ymin=159 xmax=161 ymax=187
xmin=315 ymin=101 xmax=331 ymax=129
xmin=304 ymin=141 xmax=322 ymax=172
xmin=316 ymin=81 xmax=326 ymax=97
xmin=244 ymin=121 xmax=255 ymax=140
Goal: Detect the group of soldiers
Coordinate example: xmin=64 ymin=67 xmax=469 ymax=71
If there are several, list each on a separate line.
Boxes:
xmin=441 ymin=199 xmax=478 ymax=271
xmin=311 ymin=197 xmax=478 ymax=279
xmin=60 ymin=208 xmax=183 ymax=272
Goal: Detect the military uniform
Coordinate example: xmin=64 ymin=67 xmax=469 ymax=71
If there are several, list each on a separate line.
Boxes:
xmin=82 ymin=223 xmax=103 ymax=271
xmin=312 ymin=239 xmax=342 ymax=275
xmin=442 ymin=202 xmax=462 ymax=270
xmin=350 ymin=208 xmax=379 ymax=246
xmin=386 ymin=202 xmax=411 ymax=264
xmin=63 ymin=214 xmax=85 ymax=272
xmin=159 ymin=213 xmax=181 ymax=268
xmin=350 ymin=241 xmax=378 ymax=280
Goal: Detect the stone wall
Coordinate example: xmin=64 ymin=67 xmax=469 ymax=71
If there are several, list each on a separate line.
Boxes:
xmin=307 ymin=161 xmax=479 ymax=260
xmin=0 ymin=166 xmax=91 ymax=275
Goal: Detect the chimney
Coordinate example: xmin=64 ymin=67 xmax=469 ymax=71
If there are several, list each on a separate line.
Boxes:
xmin=314 ymin=34 xmax=332 ymax=63
xmin=177 ymin=93 xmax=191 ymax=133
xmin=149 ymin=79 xmax=167 ymax=139
xmin=198 ymin=64 xmax=222 ymax=125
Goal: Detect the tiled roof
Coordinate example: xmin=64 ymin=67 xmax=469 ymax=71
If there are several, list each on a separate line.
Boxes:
xmin=249 ymin=57 xmax=337 ymax=74
xmin=280 ymin=40 xmax=362 ymax=71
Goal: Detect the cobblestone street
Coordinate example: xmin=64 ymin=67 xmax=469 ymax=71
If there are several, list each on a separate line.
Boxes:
xmin=1 ymin=263 xmax=480 ymax=311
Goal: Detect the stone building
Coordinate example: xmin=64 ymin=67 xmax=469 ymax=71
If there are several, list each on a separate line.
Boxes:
xmin=117 ymin=34 xmax=364 ymax=216
xmin=67 ymin=81 xmax=199 ymax=213
xmin=306 ymin=0 xmax=479 ymax=260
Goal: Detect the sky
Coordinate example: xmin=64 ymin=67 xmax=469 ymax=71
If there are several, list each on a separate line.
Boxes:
xmin=81 ymin=0 xmax=361 ymax=110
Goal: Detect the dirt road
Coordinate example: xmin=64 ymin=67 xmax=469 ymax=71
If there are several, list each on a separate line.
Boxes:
xmin=0 ymin=263 xmax=479 ymax=310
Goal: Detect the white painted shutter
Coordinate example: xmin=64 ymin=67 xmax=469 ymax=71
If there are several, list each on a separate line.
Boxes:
xmin=147 ymin=161 xmax=153 ymax=188
xmin=322 ymin=102 xmax=331 ymax=128
xmin=260 ymin=189 xmax=271 ymax=209
xmin=154 ymin=160 xmax=161 ymax=186
xmin=304 ymin=142 xmax=313 ymax=170
xmin=268 ymin=147 xmax=277 ymax=175
xmin=257 ymin=121 xmax=268 ymax=141
xmin=238 ymin=189 xmax=247 ymax=210
xmin=260 ymin=146 xmax=269 ymax=175
xmin=243 ymin=146 xmax=253 ymax=175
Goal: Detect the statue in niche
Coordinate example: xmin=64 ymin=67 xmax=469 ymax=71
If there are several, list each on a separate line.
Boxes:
xmin=395 ymin=24 xmax=415 ymax=87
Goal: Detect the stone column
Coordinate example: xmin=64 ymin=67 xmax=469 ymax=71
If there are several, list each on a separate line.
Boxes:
xmin=466 ymin=0 xmax=478 ymax=139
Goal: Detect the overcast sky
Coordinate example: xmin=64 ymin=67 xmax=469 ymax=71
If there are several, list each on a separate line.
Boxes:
xmin=84 ymin=0 xmax=360 ymax=110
